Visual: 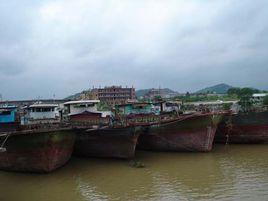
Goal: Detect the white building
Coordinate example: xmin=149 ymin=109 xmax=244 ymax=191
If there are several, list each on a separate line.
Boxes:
xmin=22 ymin=103 xmax=60 ymax=124
xmin=63 ymin=100 xmax=111 ymax=117
xmin=153 ymin=101 xmax=182 ymax=113
xmin=164 ymin=101 xmax=182 ymax=112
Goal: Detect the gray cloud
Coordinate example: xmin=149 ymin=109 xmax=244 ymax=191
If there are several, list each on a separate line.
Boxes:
xmin=0 ymin=0 xmax=268 ymax=100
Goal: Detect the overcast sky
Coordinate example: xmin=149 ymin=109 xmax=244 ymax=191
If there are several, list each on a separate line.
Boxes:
xmin=0 ymin=0 xmax=268 ymax=100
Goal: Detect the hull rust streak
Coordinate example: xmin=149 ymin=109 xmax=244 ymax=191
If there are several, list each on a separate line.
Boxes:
xmin=0 ymin=129 xmax=75 ymax=173
xmin=74 ymin=126 xmax=140 ymax=159
xmin=215 ymin=110 xmax=268 ymax=144
xmin=138 ymin=113 xmax=222 ymax=152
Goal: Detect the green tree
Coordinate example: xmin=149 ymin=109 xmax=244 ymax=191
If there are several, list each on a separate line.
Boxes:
xmin=185 ymin=92 xmax=190 ymax=97
xmin=227 ymin=87 xmax=260 ymax=98
xmin=153 ymin=95 xmax=162 ymax=101
xmin=239 ymin=95 xmax=253 ymax=111
xmin=263 ymin=95 xmax=268 ymax=105
xmin=239 ymin=88 xmax=259 ymax=97
xmin=227 ymin=87 xmax=241 ymax=96
xmin=97 ymin=102 xmax=110 ymax=111
xmin=222 ymin=103 xmax=232 ymax=110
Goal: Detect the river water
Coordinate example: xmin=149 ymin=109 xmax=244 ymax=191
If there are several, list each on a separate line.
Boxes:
xmin=0 ymin=145 xmax=268 ymax=201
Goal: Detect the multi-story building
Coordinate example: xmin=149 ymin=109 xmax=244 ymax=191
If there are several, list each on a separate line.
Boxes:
xmin=90 ymin=86 xmax=136 ymax=106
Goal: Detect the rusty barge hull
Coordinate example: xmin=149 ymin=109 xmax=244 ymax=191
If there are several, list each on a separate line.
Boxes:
xmin=0 ymin=122 xmax=19 ymax=132
xmin=138 ymin=113 xmax=222 ymax=152
xmin=215 ymin=111 xmax=268 ymax=144
xmin=74 ymin=127 xmax=139 ymax=159
xmin=0 ymin=129 xmax=75 ymax=173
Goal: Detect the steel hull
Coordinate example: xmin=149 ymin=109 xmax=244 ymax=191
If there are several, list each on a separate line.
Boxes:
xmin=215 ymin=111 xmax=268 ymax=144
xmin=0 ymin=130 xmax=75 ymax=173
xmin=74 ymin=127 xmax=139 ymax=159
xmin=138 ymin=113 xmax=221 ymax=152
xmin=0 ymin=122 xmax=19 ymax=132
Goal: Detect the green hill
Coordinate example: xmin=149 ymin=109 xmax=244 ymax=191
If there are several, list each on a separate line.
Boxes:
xmin=64 ymin=92 xmax=82 ymax=100
xmin=196 ymin=83 xmax=233 ymax=94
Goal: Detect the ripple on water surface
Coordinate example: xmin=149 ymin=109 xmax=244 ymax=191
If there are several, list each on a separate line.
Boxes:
xmin=0 ymin=145 xmax=268 ymax=201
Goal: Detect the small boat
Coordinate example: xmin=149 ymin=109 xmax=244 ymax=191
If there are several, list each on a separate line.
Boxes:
xmin=215 ymin=110 xmax=268 ymax=144
xmin=0 ymin=103 xmax=75 ymax=173
xmin=137 ymin=112 xmax=223 ymax=152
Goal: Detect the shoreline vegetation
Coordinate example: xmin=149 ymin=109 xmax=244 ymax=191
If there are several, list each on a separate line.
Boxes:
xmin=159 ymin=87 xmax=268 ymax=103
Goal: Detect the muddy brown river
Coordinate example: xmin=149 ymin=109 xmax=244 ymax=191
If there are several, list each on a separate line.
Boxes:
xmin=0 ymin=145 xmax=268 ymax=201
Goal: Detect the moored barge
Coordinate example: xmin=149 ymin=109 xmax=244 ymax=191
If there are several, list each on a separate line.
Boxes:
xmin=0 ymin=103 xmax=75 ymax=173
xmin=74 ymin=126 xmax=140 ymax=159
xmin=64 ymin=100 xmax=140 ymax=159
xmin=137 ymin=112 xmax=223 ymax=152
xmin=0 ymin=128 xmax=75 ymax=173
xmin=215 ymin=110 xmax=268 ymax=144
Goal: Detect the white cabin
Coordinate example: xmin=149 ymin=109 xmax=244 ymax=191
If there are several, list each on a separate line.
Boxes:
xmin=63 ymin=100 xmax=111 ymax=118
xmin=28 ymin=104 xmax=59 ymax=120
xmin=153 ymin=101 xmax=182 ymax=113
xmin=21 ymin=103 xmax=60 ymax=125
xmin=63 ymin=100 xmax=99 ymax=115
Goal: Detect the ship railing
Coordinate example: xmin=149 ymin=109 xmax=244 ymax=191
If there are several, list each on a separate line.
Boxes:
xmin=69 ymin=120 xmax=110 ymax=129
xmin=121 ymin=113 xmax=183 ymax=127
xmin=20 ymin=121 xmax=71 ymax=132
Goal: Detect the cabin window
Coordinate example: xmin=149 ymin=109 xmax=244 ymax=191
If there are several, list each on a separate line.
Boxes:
xmin=43 ymin=108 xmax=54 ymax=112
xmin=0 ymin=111 xmax=11 ymax=116
xmin=74 ymin=104 xmax=87 ymax=108
xmin=32 ymin=107 xmax=54 ymax=112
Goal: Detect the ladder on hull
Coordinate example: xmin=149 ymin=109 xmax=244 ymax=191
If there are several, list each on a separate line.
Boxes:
xmin=0 ymin=133 xmax=10 ymax=153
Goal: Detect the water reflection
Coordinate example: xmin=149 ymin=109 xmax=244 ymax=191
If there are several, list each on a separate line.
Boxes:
xmin=0 ymin=145 xmax=268 ymax=201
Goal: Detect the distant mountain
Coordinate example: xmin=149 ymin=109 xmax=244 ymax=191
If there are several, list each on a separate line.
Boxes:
xmin=196 ymin=83 xmax=233 ymax=94
xmin=136 ymin=88 xmax=178 ymax=98
xmin=159 ymin=88 xmax=178 ymax=95
xmin=64 ymin=92 xmax=82 ymax=100
xmin=135 ymin=89 xmax=150 ymax=98
xmin=65 ymin=90 xmax=91 ymax=100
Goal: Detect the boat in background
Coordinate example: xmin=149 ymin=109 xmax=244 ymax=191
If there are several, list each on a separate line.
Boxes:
xmin=215 ymin=110 xmax=268 ymax=144
xmin=0 ymin=103 xmax=75 ymax=173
